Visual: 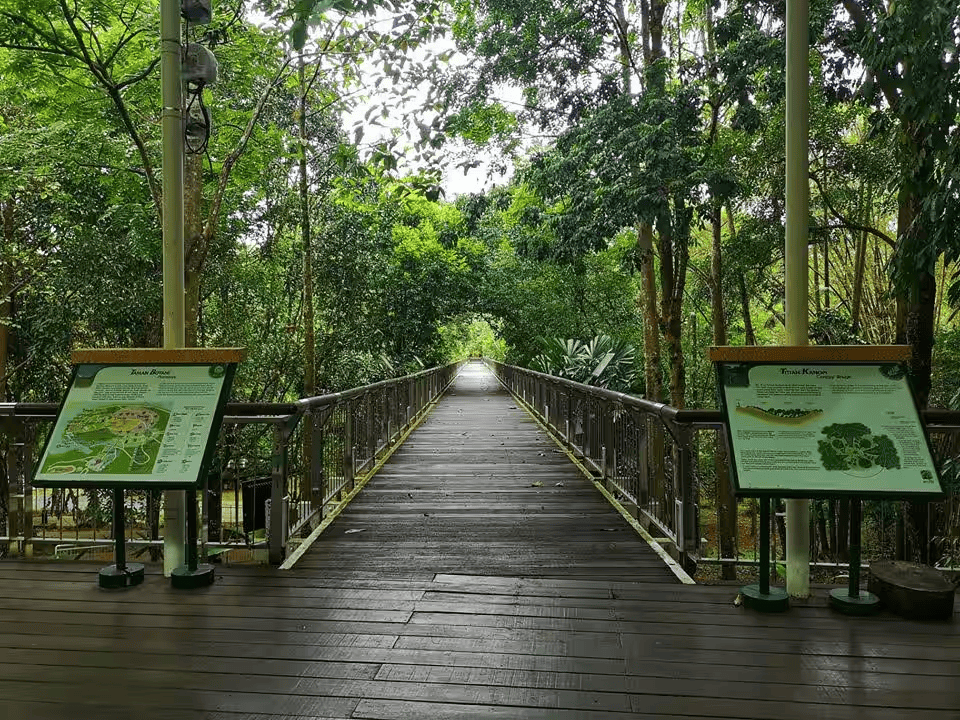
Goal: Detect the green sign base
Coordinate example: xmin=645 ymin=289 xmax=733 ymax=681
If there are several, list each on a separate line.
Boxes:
xmin=98 ymin=563 xmax=145 ymax=589
xmin=171 ymin=563 xmax=216 ymax=589
xmin=741 ymin=583 xmax=790 ymax=612
xmin=829 ymin=587 xmax=880 ymax=616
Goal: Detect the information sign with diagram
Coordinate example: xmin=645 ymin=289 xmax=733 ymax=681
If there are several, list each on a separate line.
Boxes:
xmin=712 ymin=347 xmax=944 ymax=499
xmin=33 ymin=350 xmax=240 ymax=489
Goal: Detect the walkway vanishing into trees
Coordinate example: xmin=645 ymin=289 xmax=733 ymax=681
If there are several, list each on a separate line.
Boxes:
xmin=1 ymin=363 xmax=959 ymax=719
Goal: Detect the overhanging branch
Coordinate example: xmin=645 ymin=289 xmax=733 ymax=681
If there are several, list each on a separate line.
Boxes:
xmin=809 ymin=171 xmax=896 ymax=249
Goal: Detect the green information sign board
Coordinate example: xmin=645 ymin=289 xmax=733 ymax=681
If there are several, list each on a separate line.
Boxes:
xmin=716 ymin=360 xmax=944 ymax=499
xmin=33 ymin=361 xmax=236 ymax=490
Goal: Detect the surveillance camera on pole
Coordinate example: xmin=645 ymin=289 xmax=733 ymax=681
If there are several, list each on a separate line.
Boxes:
xmin=182 ymin=43 xmax=218 ymax=87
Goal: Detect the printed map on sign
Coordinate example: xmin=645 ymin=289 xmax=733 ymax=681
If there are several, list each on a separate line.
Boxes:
xmin=33 ymin=362 xmax=231 ymax=488
xmin=40 ymin=403 xmax=170 ymax=476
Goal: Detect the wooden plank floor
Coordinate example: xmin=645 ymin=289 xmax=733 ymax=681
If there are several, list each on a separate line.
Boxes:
xmin=295 ymin=361 xmax=677 ymax=582
xmin=1 ymin=362 xmax=958 ymax=719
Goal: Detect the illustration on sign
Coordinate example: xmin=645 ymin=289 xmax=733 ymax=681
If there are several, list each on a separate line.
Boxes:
xmin=34 ymin=363 xmax=230 ymax=488
xmin=719 ymin=363 xmax=942 ymax=496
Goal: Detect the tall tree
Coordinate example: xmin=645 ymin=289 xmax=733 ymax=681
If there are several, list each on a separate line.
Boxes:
xmin=833 ymin=0 xmax=960 ymax=406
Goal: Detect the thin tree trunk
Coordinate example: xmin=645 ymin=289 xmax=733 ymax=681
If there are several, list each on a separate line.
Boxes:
xmin=299 ymin=59 xmax=317 ymax=511
xmin=816 ymin=501 xmax=829 ymax=560
xmin=812 ymin=234 xmax=822 ymax=314
xmin=710 ymin=200 xmax=726 ymax=348
xmin=0 ymin=198 xmax=13 ymax=401
xmin=639 ymin=0 xmax=651 ymax=66
xmin=837 ymin=498 xmax=849 ymax=562
xmin=850 ymin=182 xmax=871 ymax=333
xmin=613 ymin=0 xmax=633 ymax=94
xmin=658 ymin=201 xmax=689 ymax=409
xmin=183 ymin=151 xmax=204 ymax=348
xmin=822 ymin=156 xmax=830 ymax=309
xmin=725 ymin=204 xmax=755 ymax=345
xmin=897 ymin=129 xmax=936 ymax=562
xmin=710 ymin=198 xmax=736 ymax=577
xmin=636 ymin=224 xmax=663 ymax=401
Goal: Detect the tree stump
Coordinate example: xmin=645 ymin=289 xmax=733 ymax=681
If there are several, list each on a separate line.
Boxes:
xmin=868 ymin=560 xmax=955 ymax=620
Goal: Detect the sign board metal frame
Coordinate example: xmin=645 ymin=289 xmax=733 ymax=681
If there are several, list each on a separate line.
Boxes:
xmin=32 ymin=348 xmax=244 ymax=491
xmin=710 ymin=345 xmax=945 ymax=500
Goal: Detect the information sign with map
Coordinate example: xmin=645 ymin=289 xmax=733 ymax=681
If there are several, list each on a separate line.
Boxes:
xmin=34 ymin=358 xmax=238 ymax=489
xmin=711 ymin=346 xmax=944 ymax=499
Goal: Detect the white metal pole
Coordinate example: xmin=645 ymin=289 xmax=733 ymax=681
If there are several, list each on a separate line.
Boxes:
xmin=160 ymin=0 xmax=186 ymax=576
xmin=785 ymin=0 xmax=811 ymax=597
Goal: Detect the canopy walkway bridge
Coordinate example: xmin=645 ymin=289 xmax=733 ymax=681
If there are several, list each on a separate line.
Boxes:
xmin=0 ymin=362 xmax=958 ymax=719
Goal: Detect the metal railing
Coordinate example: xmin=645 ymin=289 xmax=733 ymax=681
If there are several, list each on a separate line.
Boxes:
xmin=489 ymin=360 xmax=700 ymax=573
xmin=279 ymin=361 xmax=463 ymax=563
xmin=490 ymin=361 xmax=960 ymax=581
xmin=0 ymin=361 xmax=463 ymax=564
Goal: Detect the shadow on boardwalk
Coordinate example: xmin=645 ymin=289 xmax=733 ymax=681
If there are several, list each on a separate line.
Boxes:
xmin=0 ymin=362 xmax=958 ymax=719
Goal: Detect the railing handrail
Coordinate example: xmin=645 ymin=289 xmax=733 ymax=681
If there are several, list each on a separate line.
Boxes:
xmin=0 ymin=360 xmax=465 ymax=564
xmin=0 ymin=360 xmax=466 ymax=422
xmin=489 ymin=360 xmax=680 ymax=423
xmin=488 ymin=360 xmax=960 ymax=427
xmin=296 ymin=361 xmax=463 ymax=412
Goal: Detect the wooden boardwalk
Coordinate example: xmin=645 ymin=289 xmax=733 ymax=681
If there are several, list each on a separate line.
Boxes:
xmin=1 ymin=362 xmax=959 ymax=719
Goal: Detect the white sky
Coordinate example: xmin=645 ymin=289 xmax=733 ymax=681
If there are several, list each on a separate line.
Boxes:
xmin=248 ymin=7 xmax=514 ymax=200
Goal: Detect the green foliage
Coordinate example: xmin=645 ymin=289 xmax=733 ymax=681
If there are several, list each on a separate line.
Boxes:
xmin=809 ymin=309 xmax=865 ymax=346
xmin=436 ymin=316 xmax=506 ymax=360
xmin=530 ymin=335 xmax=637 ymax=392
xmin=931 ymin=325 xmax=960 ymax=409
xmin=445 ymin=101 xmax=517 ymax=145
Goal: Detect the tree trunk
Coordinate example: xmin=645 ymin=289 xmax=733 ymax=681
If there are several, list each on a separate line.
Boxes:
xmin=0 ymin=198 xmax=13 ymax=401
xmin=822 ymin=156 xmax=830 ymax=309
xmin=657 ymin=203 xmax=688 ymax=409
xmin=636 ymin=224 xmax=663 ymax=401
xmin=709 ymin=200 xmax=726 ymax=348
xmin=850 ymin=182 xmax=871 ymax=333
xmin=663 ymin=300 xmax=685 ymax=408
xmin=299 ymin=59 xmax=317 ymax=510
xmin=710 ymin=199 xmax=736 ymax=577
xmin=812 ymin=234 xmax=821 ymax=315
xmin=816 ymin=500 xmax=829 ymax=560
xmin=836 ymin=498 xmax=849 ymax=562
xmin=724 ymin=204 xmax=755 ymax=345
xmin=612 ymin=0 xmax=633 ymax=95
xmin=897 ymin=179 xmax=936 ymax=408
xmin=896 ymin=129 xmax=936 ymax=562
xmin=183 ymin=151 xmax=204 ymax=348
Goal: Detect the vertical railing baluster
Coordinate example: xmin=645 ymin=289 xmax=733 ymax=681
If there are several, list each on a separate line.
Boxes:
xmin=310 ymin=410 xmax=323 ymax=512
xmin=268 ymin=417 xmax=296 ymax=565
xmin=343 ymin=401 xmax=354 ymax=496
xmin=675 ymin=423 xmax=698 ymax=574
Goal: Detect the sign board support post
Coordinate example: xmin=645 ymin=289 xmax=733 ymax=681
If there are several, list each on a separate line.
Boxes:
xmin=829 ymin=498 xmax=880 ymax=614
xmin=741 ymin=496 xmax=789 ymax=612
xmin=785 ymin=0 xmax=811 ymax=600
xmin=172 ymin=486 xmax=215 ymax=588
xmin=99 ymin=488 xmax=145 ymax=589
